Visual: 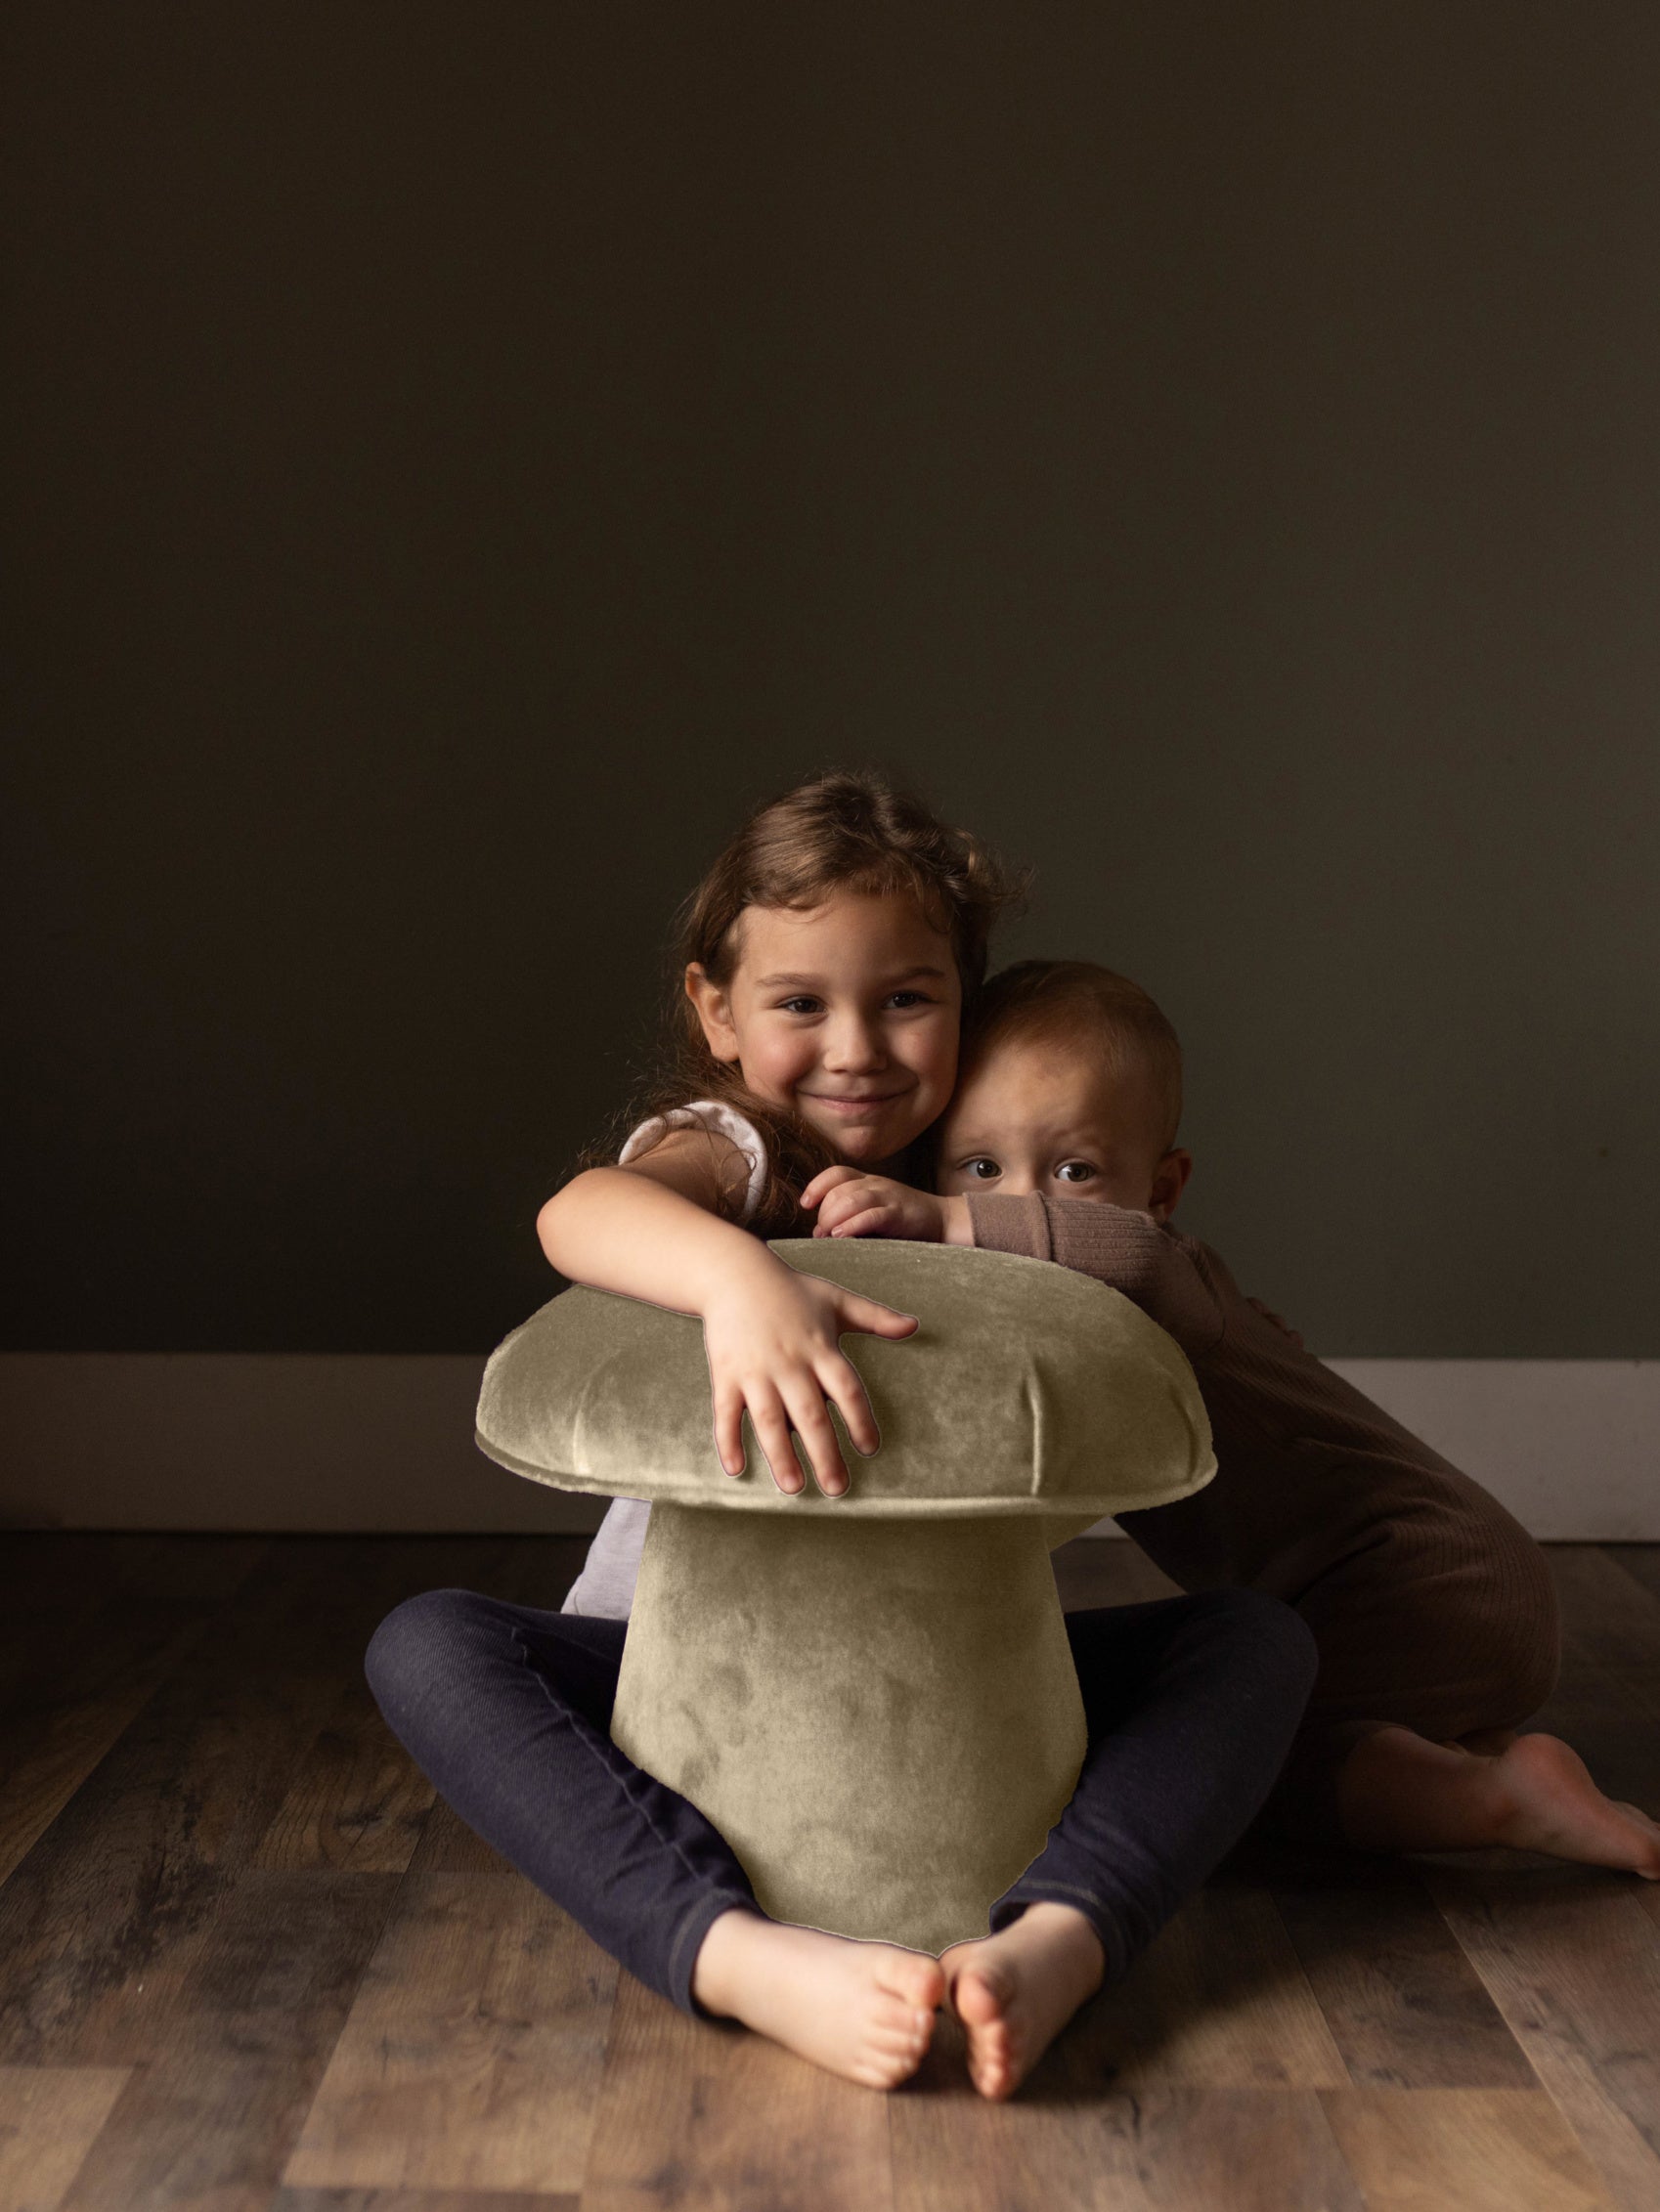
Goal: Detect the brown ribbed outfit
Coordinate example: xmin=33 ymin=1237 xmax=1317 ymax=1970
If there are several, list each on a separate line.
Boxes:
xmin=965 ymin=1192 xmax=1562 ymax=1843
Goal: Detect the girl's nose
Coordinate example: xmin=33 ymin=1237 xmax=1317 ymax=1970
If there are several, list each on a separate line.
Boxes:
xmin=822 ymin=1019 xmax=885 ymax=1069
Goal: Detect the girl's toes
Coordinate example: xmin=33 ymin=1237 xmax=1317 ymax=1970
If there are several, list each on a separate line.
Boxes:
xmin=865 ymin=2031 xmax=928 ymax=2087
xmin=951 ymin=1964 xmax=1011 ymax=2027
xmin=888 ymin=1954 xmax=946 ymax=2010
xmin=971 ymin=2052 xmax=1016 ymax=2101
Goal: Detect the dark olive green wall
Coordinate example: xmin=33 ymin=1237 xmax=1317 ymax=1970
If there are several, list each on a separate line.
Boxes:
xmin=5 ymin=5 xmax=1656 ymax=1356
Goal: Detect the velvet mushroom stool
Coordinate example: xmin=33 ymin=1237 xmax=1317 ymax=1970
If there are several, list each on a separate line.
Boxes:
xmin=474 ymin=1238 xmax=1217 ymax=1957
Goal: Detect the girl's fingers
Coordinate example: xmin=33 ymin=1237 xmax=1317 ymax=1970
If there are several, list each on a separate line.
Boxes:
xmin=843 ymin=1294 xmax=919 ymax=1338
xmin=715 ymin=1395 xmax=802 ymax=1489
xmin=822 ymin=1356 xmax=880 ymax=1457
xmin=764 ymin=1437 xmax=808 ymax=1496
xmin=740 ymin=1381 xmax=806 ymax=1495
xmin=778 ymin=1380 xmax=851 ymax=1496
xmin=712 ymin=1392 xmax=746 ymax=1477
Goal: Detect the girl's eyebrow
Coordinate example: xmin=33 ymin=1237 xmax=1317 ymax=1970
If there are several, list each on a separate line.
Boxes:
xmin=755 ymin=965 xmax=949 ymax=988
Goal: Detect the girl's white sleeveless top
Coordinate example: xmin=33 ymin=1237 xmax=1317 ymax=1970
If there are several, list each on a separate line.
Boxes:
xmin=558 ymin=1100 xmax=768 ymax=1620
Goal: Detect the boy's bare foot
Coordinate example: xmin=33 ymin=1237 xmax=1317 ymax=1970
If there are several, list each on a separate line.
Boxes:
xmin=1336 ymin=1723 xmax=1660 ymax=1876
xmin=690 ymin=1908 xmax=945 ymax=2090
xmin=1489 ymin=1731 xmax=1660 ymax=1875
xmin=938 ymin=1902 xmax=1108 ymax=2102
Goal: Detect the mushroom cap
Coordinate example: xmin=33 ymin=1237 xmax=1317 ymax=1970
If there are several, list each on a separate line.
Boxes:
xmin=475 ymin=1237 xmax=1216 ymax=1518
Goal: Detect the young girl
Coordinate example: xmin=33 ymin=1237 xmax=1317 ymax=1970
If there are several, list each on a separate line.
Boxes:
xmin=802 ymin=957 xmax=1660 ymax=1878
xmin=365 ymin=771 xmax=1319 ymax=2104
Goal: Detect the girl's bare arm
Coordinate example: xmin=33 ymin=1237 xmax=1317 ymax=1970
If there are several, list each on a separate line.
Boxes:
xmin=536 ymin=1133 xmax=773 ymax=1317
xmin=536 ymin=1137 xmax=918 ymax=1496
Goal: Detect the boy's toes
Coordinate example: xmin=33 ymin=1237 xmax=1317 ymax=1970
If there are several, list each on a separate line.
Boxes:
xmin=1613 ymin=1802 xmax=1660 ymax=1876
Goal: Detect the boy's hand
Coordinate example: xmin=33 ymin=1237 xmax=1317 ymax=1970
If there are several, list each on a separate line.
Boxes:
xmin=800 ymin=1164 xmax=951 ymax=1242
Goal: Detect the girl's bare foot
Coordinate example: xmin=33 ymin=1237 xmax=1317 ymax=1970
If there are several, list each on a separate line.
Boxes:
xmin=1336 ymin=1724 xmax=1660 ymax=1876
xmin=938 ymin=1902 xmax=1108 ymax=2102
xmin=690 ymin=1908 xmax=945 ymax=2090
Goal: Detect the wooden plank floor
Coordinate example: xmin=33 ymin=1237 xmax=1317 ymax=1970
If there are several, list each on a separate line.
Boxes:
xmin=2 ymin=1535 xmax=1657 ymax=2212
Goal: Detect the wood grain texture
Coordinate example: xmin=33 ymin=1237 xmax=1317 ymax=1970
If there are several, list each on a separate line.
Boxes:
xmin=0 ymin=1539 xmax=483 ymax=2068
xmin=54 ymin=1870 xmax=398 ymax=2212
xmin=579 ymin=1968 xmax=895 ymax=2212
xmin=890 ymin=2013 xmax=1103 ymax=2212
xmin=272 ymin=2192 xmax=580 ymax=2210
xmin=284 ymin=1873 xmax=617 ymax=2195
xmin=0 ymin=2065 xmax=130 ymax=2212
xmin=253 ymin=1680 xmax=436 ymax=1874
xmin=0 ymin=1538 xmax=268 ymax=1887
xmin=4 ymin=1538 xmax=1660 ymax=2212
xmin=405 ymin=1796 xmax=512 ymax=1878
xmin=1101 ymin=2090 xmax=1366 ymax=2212
xmin=0 ymin=1539 xmax=205 ymax=1685
xmin=895 ymin=2083 xmax=1368 ymax=2212
xmin=1320 ymin=2087 xmax=1613 ymax=2211
xmin=1067 ymin=1872 xmax=1349 ymax=2091
xmin=1254 ymin=1838 xmax=1536 ymax=2089
xmin=1424 ymin=1863 xmax=1660 ymax=2212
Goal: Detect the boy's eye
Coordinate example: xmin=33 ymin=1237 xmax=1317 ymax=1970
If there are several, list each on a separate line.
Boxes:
xmin=962 ymin=1157 xmax=1000 ymax=1181
xmin=1055 ymin=1162 xmax=1097 ymax=1184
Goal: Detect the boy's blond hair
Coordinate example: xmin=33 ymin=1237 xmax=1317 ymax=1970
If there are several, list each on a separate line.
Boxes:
xmin=957 ymin=960 xmax=1184 ymax=1158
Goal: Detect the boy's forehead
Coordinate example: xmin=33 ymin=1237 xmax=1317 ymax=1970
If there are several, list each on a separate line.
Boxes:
xmin=945 ymin=1038 xmax=1156 ymax=1144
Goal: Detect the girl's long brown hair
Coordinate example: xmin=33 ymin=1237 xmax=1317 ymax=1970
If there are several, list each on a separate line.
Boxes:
xmin=563 ymin=768 xmax=1034 ymax=1237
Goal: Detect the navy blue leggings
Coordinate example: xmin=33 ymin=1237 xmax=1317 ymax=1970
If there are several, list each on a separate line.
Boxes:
xmin=366 ymin=1584 xmax=1316 ymax=2019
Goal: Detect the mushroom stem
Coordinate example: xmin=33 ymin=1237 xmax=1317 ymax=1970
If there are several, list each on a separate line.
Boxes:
xmin=611 ymin=1503 xmax=1088 ymax=1955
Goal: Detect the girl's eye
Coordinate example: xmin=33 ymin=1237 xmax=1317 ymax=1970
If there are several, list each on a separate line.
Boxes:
xmin=775 ymin=991 xmax=931 ymax=1015
xmin=962 ymin=1158 xmax=1000 ymax=1181
xmin=1055 ymin=1162 xmax=1097 ymax=1184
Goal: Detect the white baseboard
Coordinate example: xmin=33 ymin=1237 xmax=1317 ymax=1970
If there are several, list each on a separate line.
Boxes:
xmin=0 ymin=1354 xmax=1655 ymax=1540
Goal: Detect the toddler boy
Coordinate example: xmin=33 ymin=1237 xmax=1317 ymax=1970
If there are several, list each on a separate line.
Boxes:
xmin=803 ymin=960 xmax=1660 ymax=1874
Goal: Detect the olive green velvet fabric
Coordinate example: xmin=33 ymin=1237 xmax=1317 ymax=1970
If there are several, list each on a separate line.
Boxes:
xmin=475 ymin=1236 xmax=1217 ymax=1520
xmin=474 ymin=1239 xmax=1218 ymax=1954
xmin=612 ymin=1505 xmax=1088 ymax=1953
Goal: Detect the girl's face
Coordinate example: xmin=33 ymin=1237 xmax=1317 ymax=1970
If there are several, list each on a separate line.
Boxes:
xmin=685 ymin=890 xmax=962 ymax=1167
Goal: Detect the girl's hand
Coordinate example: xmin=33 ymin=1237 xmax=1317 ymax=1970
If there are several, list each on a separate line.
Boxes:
xmin=700 ymin=1252 xmax=918 ymax=1497
xmin=800 ymin=1163 xmax=950 ymax=1242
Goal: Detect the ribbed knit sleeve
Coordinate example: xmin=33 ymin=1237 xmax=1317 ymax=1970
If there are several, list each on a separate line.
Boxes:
xmin=963 ymin=1193 xmax=1227 ymax=1358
